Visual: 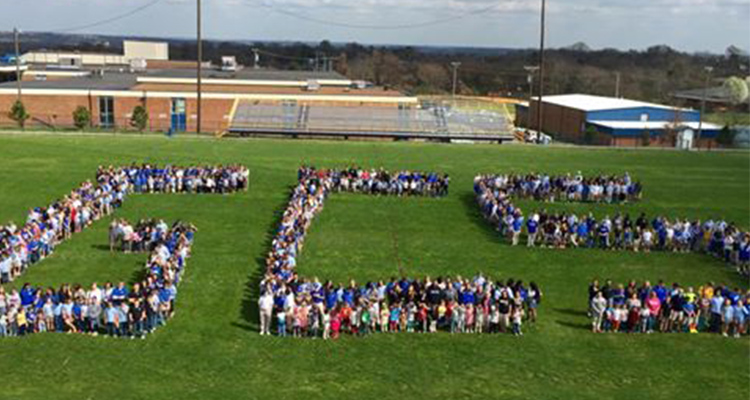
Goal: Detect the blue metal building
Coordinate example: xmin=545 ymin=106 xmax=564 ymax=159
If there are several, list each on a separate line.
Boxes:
xmin=515 ymin=94 xmax=722 ymax=147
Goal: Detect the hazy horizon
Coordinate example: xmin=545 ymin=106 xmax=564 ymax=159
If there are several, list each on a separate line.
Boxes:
xmin=2 ymin=0 xmax=749 ymax=53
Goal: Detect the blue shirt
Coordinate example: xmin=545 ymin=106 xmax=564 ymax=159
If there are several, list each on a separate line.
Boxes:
xmin=20 ymin=288 xmax=35 ymax=306
xmin=106 ymin=307 xmax=118 ymax=323
xmin=710 ymin=296 xmax=724 ymax=314
xmin=653 ymin=286 xmax=667 ymax=303
xmin=723 ymin=305 xmax=734 ymax=321
xmin=527 ymin=220 xmax=538 ymax=234
xmin=111 ymin=287 xmax=129 ymax=301
xmin=325 ymin=291 xmax=338 ymax=309
xmin=733 ymin=305 xmax=747 ymax=322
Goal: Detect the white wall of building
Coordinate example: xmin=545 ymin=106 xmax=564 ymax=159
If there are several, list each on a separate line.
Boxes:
xmin=123 ymin=41 xmax=168 ymax=61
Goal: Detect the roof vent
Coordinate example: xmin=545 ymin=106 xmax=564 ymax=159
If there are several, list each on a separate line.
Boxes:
xmin=130 ymin=58 xmax=147 ymax=72
xmin=306 ymin=79 xmax=321 ymax=91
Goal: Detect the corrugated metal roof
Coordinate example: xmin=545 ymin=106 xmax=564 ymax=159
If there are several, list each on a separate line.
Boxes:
xmin=535 ymin=94 xmax=684 ymax=112
xmin=589 ymin=120 xmax=722 ymax=130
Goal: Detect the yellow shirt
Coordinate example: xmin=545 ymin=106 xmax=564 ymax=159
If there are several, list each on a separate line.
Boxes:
xmin=16 ymin=311 xmax=27 ymax=326
xmin=684 ymin=292 xmax=697 ymax=304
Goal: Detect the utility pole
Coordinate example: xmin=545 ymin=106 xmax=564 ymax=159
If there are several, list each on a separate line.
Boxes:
xmin=524 ymin=65 xmax=539 ymax=131
xmin=252 ymin=48 xmax=260 ymax=69
xmin=614 ymin=71 xmax=621 ymax=98
xmin=697 ymin=65 xmax=713 ymax=146
xmin=14 ymin=27 xmax=22 ymax=102
xmin=450 ymin=61 xmax=461 ymax=98
xmin=196 ymin=0 xmax=203 ymax=134
xmin=536 ymin=0 xmax=547 ymax=139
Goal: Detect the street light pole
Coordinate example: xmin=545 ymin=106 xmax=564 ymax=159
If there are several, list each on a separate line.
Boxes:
xmin=536 ymin=0 xmax=547 ymax=139
xmin=196 ymin=0 xmax=203 ymax=134
xmin=614 ymin=71 xmax=621 ymax=98
xmin=14 ymin=27 xmax=22 ymax=102
xmin=451 ymin=61 xmax=461 ymax=98
xmin=697 ymin=65 xmax=713 ymax=146
xmin=524 ymin=65 xmax=539 ymax=131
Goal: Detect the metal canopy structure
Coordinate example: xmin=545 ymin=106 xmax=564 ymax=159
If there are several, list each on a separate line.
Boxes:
xmin=228 ymin=101 xmax=513 ymax=142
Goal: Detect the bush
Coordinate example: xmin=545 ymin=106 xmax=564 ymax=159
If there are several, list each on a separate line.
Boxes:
xmin=130 ymin=105 xmax=149 ymax=132
xmin=716 ymin=125 xmax=736 ymax=147
xmin=640 ymin=130 xmax=651 ymax=146
xmin=9 ymin=100 xmax=30 ymax=128
xmin=583 ymin=126 xmax=599 ymax=145
xmin=72 ymin=106 xmax=91 ymax=130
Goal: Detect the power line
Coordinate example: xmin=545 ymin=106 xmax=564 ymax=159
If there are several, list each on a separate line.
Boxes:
xmin=49 ymin=0 xmax=165 ymax=33
xmin=244 ymin=1 xmax=501 ymax=30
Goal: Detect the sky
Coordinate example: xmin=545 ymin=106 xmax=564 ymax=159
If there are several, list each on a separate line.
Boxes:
xmin=1 ymin=0 xmax=749 ymax=53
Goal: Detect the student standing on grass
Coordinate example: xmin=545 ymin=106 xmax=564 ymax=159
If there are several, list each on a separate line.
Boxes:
xmin=527 ymin=215 xmax=539 ymax=247
xmin=590 ymin=292 xmax=607 ymax=333
xmin=322 ymin=311 xmax=331 ymax=340
xmin=511 ymin=304 xmax=524 ymax=336
xmin=710 ymin=291 xmax=724 ymax=333
xmin=527 ymin=282 xmax=542 ymax=323
xmin=732 ymin=300 xmax=747 ymax=338
xmin=722 ymin=299 xmax=734 ymax=337
xmin=258 ymin=290 xmax=274 ymax=336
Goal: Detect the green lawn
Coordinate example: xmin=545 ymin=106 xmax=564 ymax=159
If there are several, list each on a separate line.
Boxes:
xmin=0 ymin=134 xmax=748 ymax=400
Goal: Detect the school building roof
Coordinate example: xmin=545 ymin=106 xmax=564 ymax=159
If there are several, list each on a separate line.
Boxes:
xmin=535 ymin=94 xmax=680 ymax=112
xmin=588 ymin=120 xmax=723 ymax=131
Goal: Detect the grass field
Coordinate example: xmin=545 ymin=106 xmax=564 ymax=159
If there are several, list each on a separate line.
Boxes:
xmin=0 ymin=134 xmax=748 ymax=400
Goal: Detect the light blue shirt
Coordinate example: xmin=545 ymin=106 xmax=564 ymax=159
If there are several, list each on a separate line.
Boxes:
xmin=710 ymin=296 xmax=724 ymax=314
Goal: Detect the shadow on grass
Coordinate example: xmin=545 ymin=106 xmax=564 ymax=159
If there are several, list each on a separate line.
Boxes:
xmin=129 ymin=261 xmax=148 ymax=285
xmin=459 ymin=191 xmax=505 ymax=245
xmin=553 ymin=307 xmax=588 ymax=317
xmin=555 ymin=319 xmax=591 ymax=331
xmin=90 ymin=244 xmax=113 ymax=252
xmin=235 ymin=194 xmax=290 ymax=332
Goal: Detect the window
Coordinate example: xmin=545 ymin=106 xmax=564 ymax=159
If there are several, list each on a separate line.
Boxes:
xmin=640 ymin=113 xmax=649 ymax=122
xmin=99 ymin=97 xmax=115 ymax=128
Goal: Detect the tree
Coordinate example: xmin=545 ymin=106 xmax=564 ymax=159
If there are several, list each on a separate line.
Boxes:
xmin=716 ymin=125 xmax=737 ymax=147
xmin=640 ymin=130 xmax=651 ymax=146
xmin=583 ymin=125 xmax=599 ymax=145
xmin=723 ymin=76 xmax=749 ymax=105
xmin=130 ymin=105 xmax=149 ymax=133
xmin=72 ymin=106 xmax=91 ymax=130
xmin=8 ymin=100 xmax=30 ymax=128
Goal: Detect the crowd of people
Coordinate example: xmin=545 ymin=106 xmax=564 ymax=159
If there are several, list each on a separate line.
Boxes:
xmin=475 ymin=173 xmax=750 ymax=275
xmin=259 ymin=275 xmax=542 ymax=338
xmin=476 ymin=172 xmax=642 ymax=204
xmin=588 ymin=279 xmax=749 ymax=338
xmin=310 ymin=166 xmax=450 ymax=197
xmin=258 ymin=166 xmax=541 ymax=338
xmin=97 ymin=164 xmax=250 ymax=194
xmin=0 ymin=220 xmax=195 ymax=338
xmin=109 ymin=218 xmax=177 ymax=253
xmin=0 ymin=164 xmax=247 ymax=284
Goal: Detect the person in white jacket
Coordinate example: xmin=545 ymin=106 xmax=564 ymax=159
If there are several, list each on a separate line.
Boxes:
xmin=258 ymin=291 xmax=274 ymax=336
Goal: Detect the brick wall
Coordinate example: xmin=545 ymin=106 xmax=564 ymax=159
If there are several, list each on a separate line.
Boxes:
xmin=0 ymin=93 xmax=233 ymax=132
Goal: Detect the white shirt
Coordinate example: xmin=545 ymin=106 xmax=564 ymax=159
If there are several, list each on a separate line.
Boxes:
xmin=259 ymin=294 xmax=274 ymax=313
